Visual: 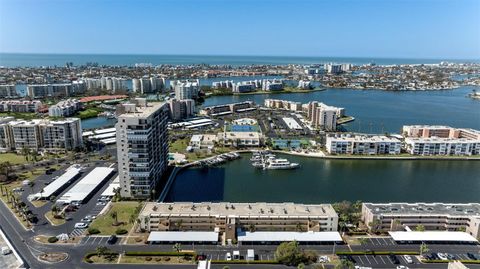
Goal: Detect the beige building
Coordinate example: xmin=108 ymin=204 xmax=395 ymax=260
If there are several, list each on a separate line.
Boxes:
xmin=307 ymin=101 xmax=343 ymax=131
xmin=139 ymin=202 xmax=338 ymax=242
xmin=116 ymin=100 xmax=169 ymax=199
xmin=362 ymin=203 xmax=480 ymax=239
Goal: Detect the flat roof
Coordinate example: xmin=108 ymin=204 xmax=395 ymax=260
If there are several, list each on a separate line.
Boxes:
xmin=93 ymin=127 xmax=117 ymax=134
xmin=101 ymin=176 xmax=120 ymax=197
xmin=100 ymin=138 xmax=117 ymax=144
xmin=57 ymin=167 xmax=114 ymax=203
xmin=89 ymin=132 xmax=116 ymax=139
xmin=33 ymin=165 xmax=81 ymax=198
xmin=148 ymin=231 xmax=219 ymax=242
xmin=237 ymin=231 xmax=343 ymax=242
xmin=389 ymin=231 xmax=478 ymax=243
xmin=364 ymin=203 xmax=480 ymax=216
xmin=283 ymin=117 xmax=303 ymax=130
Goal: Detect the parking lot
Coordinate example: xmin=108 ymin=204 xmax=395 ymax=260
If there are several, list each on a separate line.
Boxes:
xmin=78 ymin=235 xmax=118 ymax=246
xmin=352 ymin=254 xmax=416 ymax=267
xmin=362 ymin=237 xmax=397 ymax=246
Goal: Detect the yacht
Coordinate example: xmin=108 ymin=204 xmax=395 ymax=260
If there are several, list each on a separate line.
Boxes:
xmin=264 ymin=158 xmax=300 ymax=170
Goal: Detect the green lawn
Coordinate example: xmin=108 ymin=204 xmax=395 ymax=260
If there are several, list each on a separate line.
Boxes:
xmin=89 ymin=202 xmax=142 ymax=235
xmin=0 ymin=153 xmax=28 ymax=165
xmin=0 ymin=112 xmax=39 ymax=120
xmin=169 ymin=138 xmax=189 ymax=153
xmin=76 ymin=108 xmax=103 ymax=119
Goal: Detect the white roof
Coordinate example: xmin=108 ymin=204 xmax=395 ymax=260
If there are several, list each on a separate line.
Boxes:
xmin=33 ymin=165 xmax=81 ymax=198
xmin=57 ymin=167 xmax=114 ymax=203
xmin=82 ymin=131 xmax=94 ymax=136
xmin=89 ymin=132 xmax=116 ymax=139
xmin=93 ymin=127 xmax=117 ymax=134
xmin=147 ymin=231 xmax=219 ymax=242
xmin=100 ymin=138 xmax=117 ymax=144
xmin=389 ymin=231 xmax=478 ymax=242
xmin=189 ymin=119 xmax=212 ymax=125
xmin=237 ymin=231 xmax=343 ymax=242
xmin=101 ymin=176 xmax=120 ymax=197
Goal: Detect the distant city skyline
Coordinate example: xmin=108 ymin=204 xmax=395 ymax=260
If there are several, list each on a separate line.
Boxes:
xmin=0 ymin=0 xmax=479 ymax=59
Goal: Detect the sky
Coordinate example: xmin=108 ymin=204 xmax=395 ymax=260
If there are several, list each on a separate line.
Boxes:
xmin=0 ymin=0 xmax=479 ymax=59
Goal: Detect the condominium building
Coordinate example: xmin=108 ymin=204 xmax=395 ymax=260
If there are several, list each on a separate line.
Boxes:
xmin=326 ymin=64 xmax=342 ymax=74
xmin=200 ymin=101 xmax=255 ymax=116
xmin=116 ymin=100 xmax=170 ymax=199
xmin=48 ymin=99 xmax=82 ymax=117
xmin=173 ymin=79 xmax=200 ymax=100
xmin=326 ymin=133 xmax=402 ymax=155
xmin=212 ymin=80 xmax=233 ymax=89
xmin=232 ymin=81 xmax=257 ymax=93
xmin=297 ymin=80 xmax=312 ymax=89
xmin=3 ymin=118 xmax=83 ymax=152
xmin=264 ymin=99 xmax=302 ymax=112
xmin=0 ymin=85 xmax=18 ymax=98
xmin=218 ymin=122 xmax=263 ymax=147
xmin=402 ymin=125 xmax=480 ymax=156
xmin=0 ymin=100 xmax=43 ymax=113
xmin=139 ymin=202 xmax=338 ymax=242
xmin=362 ymin=203 xmax=480 ymax=239
xmin=307 ymin=102 xmax=340 ymax=131
xmin=262 ymin=79 xmax=284 ymax=91
xmin=168 ymin=98 xmax=195 ymax=121
xmin=27 ymin=83 xmax=85 ymax=98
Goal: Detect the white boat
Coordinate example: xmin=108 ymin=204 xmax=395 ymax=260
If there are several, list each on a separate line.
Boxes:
xmin=264 ymin=158 xmax=300 ymax=170
xmin=252 ymin=162 xmax=264 ymax=168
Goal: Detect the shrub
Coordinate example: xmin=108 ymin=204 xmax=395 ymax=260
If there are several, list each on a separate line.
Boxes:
xmin=115 ymin=228 xmax=128 ymax=235
xmin=145 ymin=257 xmax=152 ymax=261
xmin=88 ymin=228 xmax=100 ymax=235
xmin=125 ymin=251 xmax=196 ymax=257
xmin=48 ymin=236 xmax=58 ymax=243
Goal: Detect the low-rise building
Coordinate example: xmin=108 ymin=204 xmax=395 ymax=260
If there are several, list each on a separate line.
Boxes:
xmin=402 ymin=125 xmax=480 ymax=156
xmin=200 ymin=101 xmax=255 ymax=116
xmin=218 ymin=123 xmax=263 ymax=147
xmin=362 ymin=203 xmax=480 ymax=239
xmin=188 ymin=134 xmax=217 ymax=151
xmin=262 ymin=79 xmax=284 ymax=91
xmin=264 ymin=99 xmax=302 ymax=111
xmin=0 ymin=100 xmax=43 ymax=113
xmin=139 ymin=202 xmax=339 ymax=243
xmin=48 ymin=99 xmax=82 ymax=117
xmin=326 ymin=134 xmax=402 ymax=155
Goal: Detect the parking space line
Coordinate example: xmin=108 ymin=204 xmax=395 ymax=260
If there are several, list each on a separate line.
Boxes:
xmin=371 ymin=256 xmax=378 ymax=264
xmin=357 ymin=256 xmax=364 ymax=264
xmin=364 ymin=255 xmax=371 ymax=264
xmin=378 ymin=256 xmax=386 ymax=264
xmin=381 ymin=238 xmax=388 ymax=245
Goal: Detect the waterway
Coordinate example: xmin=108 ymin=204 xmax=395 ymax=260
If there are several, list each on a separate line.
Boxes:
xmin=81 ymin=116 xmax=116 ymax=130
xmin=202 ymin=86 xmax=480 ymax=133
xmin=165 ymin=153 xmax=480 ymax=203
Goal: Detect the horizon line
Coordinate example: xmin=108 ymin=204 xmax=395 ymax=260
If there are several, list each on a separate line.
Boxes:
xmin=1 ymin=52 xmax=479 ymax=61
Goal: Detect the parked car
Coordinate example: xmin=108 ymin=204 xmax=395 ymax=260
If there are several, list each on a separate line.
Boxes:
xmin=445 ymin=253 xmax=457 ymax=260
xmin=389 ymin=254 xmax=400 ymax=264
xmin=74 ymin=222 xmax=88 ymax=229
xmin=96 ymin=202 xmax=106 ymax=206
xmin=403 ymin=255 xmax=413 ymax=264
xmin=107 ymin=235 xmax=117 ymax=244
xmin=467 ymin=253 xmax=479 ymax=260
xmin=437 ymin=253 xmax=448 ymax=261
xmin=81 ymin=217 xmax=92 ymax=223
xmin=225 ymin=252 xmax=232 ymax=261
xmin=396 ymin=266 xmax=409 ymax=269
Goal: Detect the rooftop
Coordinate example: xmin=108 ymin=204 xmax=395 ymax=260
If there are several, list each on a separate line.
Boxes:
xmin=237 ymin=231 xmax=342 ymax=242
xmin=141 ymin=202 xmax=337 ymax=217
xmin=364 ymin=202 xmax=480 ymax=216
xmin=389 ymin=231 xmax=478 ymax=243
xmin=118 ymin=102 xmax=167 ymax=118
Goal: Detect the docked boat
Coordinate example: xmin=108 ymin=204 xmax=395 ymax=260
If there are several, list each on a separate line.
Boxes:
xmin=264 ymin=158 xmax=300 ymax=170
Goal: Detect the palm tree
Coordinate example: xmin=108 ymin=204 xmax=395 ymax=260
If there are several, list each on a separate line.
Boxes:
xmin=173 ymin=243 xmax=182 ymax=253
xmin=415 ymin=224 xmax=425 ymax=232
xmin=110 ymin=211 xmax=118 ymax=225
xmin=28 ymin=181 xmax=35 ymax=194
xmin=419 ymin=242 xmax=429 ymax=255
xmin=0 ymin=162 xmax=13 ymax=179
xmin=51 ymin=205 xmax=59 ymax=216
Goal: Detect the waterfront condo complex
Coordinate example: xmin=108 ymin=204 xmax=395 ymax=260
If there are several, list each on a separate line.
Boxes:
xmin=116 ymin=99 xmax=170 ymax=198
xmin=362 ymin=203 xmax=480 ymax=239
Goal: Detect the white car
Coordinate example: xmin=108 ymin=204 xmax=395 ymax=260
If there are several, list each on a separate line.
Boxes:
xmin=225 ymin=252 xmax=232 ymax=261
xmin=437 ymin=253 xmax=448 ymax=261
xmin=403 ymin=255 xmax=413 ymax=264
xmin=396 ymin=266 xmax=409 ymax=269
xmin=74 ymin=222 xmax=89 ymax=229
xmin=1 ymin=247 xmax=12 ymax=255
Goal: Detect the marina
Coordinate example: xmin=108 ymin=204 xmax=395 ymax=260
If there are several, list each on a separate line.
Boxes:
xmin=250 ymin=151 xmax=300 ymax=170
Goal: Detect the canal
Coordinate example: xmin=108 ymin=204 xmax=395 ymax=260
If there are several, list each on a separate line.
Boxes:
xmin=165 ymin=153 xmax=480 ymax=203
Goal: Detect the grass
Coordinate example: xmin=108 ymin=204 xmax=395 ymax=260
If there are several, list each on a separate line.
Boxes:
xmin=0 ymin=112 xmax=39 ymax=120
xmin=45 ymin=211 xmax=66 ymax=226
xmin=121 ymin=256 xmax=195 ymax=264
xmin=31 ymin=200 xmax=48 ymax=208
xmin=76 ymin=107 xmax=103 ymax=119
xmin=0 ymin=153 xmax=29 ymax=165
xmin=88 ymin=254 xmax=119 ymax=264
xmin=89 ymin=201 xmax=142 ymax=235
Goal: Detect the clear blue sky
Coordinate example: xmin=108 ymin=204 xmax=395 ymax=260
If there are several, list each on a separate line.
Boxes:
xmin=1 ymin=0 xmax=479 ymax=59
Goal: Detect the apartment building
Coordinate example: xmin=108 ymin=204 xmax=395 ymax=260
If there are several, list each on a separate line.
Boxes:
xmin=0 ymin=85 xmax=18 ymax=98
xmin=168 ymin=98 xmax=195 ymax=121
xmin=0 ymin=100 xmax=43 ymax=113
xmin=402 ymin=125 xmax=480 ymax=156
xmin=218 ymin=123 xmax=263 ymax=147
xmin=2 ymin=118 xmax=83 ymax=152
xmin=139 ymin=202 xmax=338 ymax=242
xmin=116 ymin=100 xmax=169 ymax=199
xmin=326 ymin=133 xmax=402 ymax=155
xmin=200 ymin=101 xmax=255 ymax=116
xmin=27 ymin=83 xmax=83 ymax=98
xmin=264 ymin=99 xmax=302 ymax=112
xmin=262 ymin=79 xmax=284 ymax=91
xmin=48 ymin=99 xmax=82 ymax=117
xmin=362 ymin=203 xmax=480 ymax=239
xmin=172 ymin=79 xmax=200 ymax=100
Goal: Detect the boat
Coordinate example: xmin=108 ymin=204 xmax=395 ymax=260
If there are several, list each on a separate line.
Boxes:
xmin=263 ymin=158 xmax=300 ymax=170
xmin=252 ymin=162 xmax=264 ymax=169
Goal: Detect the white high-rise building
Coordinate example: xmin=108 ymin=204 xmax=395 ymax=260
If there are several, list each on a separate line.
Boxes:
xmin=168 ymin=99 xmax=195 ymax=121
xmin=174 ymin=79 xmax=200 ymax=100
xmin=132 ymin=78 xmax=141 ymax=93
xmin=116 ymin=100 xmax=170 ymax=199
xmin=307 ymin=101 xmax=341 ymax=131
xmin=0 ymin=85 xmax=18 ymax=98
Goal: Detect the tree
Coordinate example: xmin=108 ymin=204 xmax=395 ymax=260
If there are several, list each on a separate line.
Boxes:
xmin=275 ymin=241 xmax=306 ymax=266
xmin=129 ymin=214 xmax=136 ymax=225
xmin=368 ymin=219 xmax=382 ymax=234
xmin=249 ymin=224 xmax=256 ymax=232
xmin=51 ymin=205 xmax=59 ymax=215
xmin=358 ymin=237 xmax=368 ymax=245
xmin=0 ymin=162 xmax=13 ymax=179
xmin=419 ymin=242 xmax=429 ymax=255
xmin=335 ymin=259 xmax=354 ymax=269
xmin=173 ymin=243 xmax=182 ymax=253
xmin=415 ymin=224 xmax=425 ymax=232
xmin=96 ymin=246 xmax=109 ymax=256
xmin=28 ymin=181 xmax=35 ymax=193
xmin=110 ymin=211 xmax=118 ymax=225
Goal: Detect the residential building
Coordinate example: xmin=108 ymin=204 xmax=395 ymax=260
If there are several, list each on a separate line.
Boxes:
xmin=48 ymin=99 xmax=82 ymax=117
xmin=262 ymin=79 xmax=284 ymax=91
xmin=212 ymin=80 xmax=233 ymax=89
xmin=3 ymin=118 xmax=83 ymax=152
xmin=297 ymin=80 xmax=312 ymax=89
xmin=138 ymin=202 xmax=339 ymax=242
xmin=168 ymin=99 xmax=195 ymax=121
xmin=402 ymin=125 xmax=480 ymax=156
xmin=307 ymin=101 xmax=344 ymax=131
xmin=326 ymin=64 xmax=342 ymax=74
xmin=232 ymin=81 xmax=256 ymax=93
xmin=173 ymin=79 xmax=200 ymax=100
xmin=326 ymin=134 xmax=402 ymax=155
xmin=362 ymin=203 xmax=480 ymax=239
xmin=116 ymin=100 xmax=170 ymax=199
xmin=0 ymin=100 xmax=43 ymax=113
xmin=218 ymin=123 xmax=263 ymax=147
xmin=0 ymin=85 xmax=18 ymax=98
xmin=200 ymin=101 xmax=255 ymax=116
xmin=132 ymin=78 xmax=141 ymax=93
xmin=27 ymin=83 xmax=73 ymax=98
xmin=188 ymin=134 xmax=217 ymax=151
xmin=264 ymin=99 xmax=302 ymax=111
